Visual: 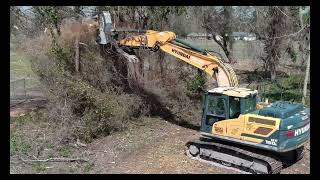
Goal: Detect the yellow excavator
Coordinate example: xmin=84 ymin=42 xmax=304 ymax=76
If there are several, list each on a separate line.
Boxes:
xmin=94 ymin=11 xmax=310 ymax=174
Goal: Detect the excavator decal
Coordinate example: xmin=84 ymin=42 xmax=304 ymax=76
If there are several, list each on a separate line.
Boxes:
xmin=172 ymin=49 xmax=191 ymax=59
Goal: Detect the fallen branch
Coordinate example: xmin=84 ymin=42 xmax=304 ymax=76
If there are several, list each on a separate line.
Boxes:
xmin=76 ymin=139 xmax=87 ymax=147
xmin=20 ymin=157 xmax=88 ymax=163
xmin=79 ymin=42 xmax=88 ymax=47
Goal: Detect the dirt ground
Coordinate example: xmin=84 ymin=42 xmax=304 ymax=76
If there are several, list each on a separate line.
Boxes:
xmin=10 ymin=98 xmax=47 ymax=117
xmin=10 ymin=105 xmax=310 ymax=174
xmin=85 ymin=118 xmax=310 ymax=174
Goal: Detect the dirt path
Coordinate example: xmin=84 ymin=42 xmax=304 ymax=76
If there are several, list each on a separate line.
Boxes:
xmin=85 ymin=118 xmax=310 ymax=174
xmin=10 ymin=114 xmax=310 ymax=174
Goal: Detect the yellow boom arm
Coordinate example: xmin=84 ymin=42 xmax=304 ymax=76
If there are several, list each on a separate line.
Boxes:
xmin=118 ymin=30 xmax=239 ymax=87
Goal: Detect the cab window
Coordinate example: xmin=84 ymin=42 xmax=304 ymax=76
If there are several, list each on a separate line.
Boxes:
xmin=207 ymin=96 xmax=226 ymax=116
xmin=242 ymin=95 xmax=257 ymax=114
xmin=229 ymin=97 xmax=240 ymax=119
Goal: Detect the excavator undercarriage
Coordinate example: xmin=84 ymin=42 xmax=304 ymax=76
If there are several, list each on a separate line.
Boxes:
xmin=186 ymin=137 xmax=283 ymax=174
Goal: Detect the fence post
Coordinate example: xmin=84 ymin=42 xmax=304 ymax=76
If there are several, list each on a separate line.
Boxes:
xmin=12 ymin=81 xmax=15 ymax=97
xmin=23 ymin=79 xmax=26 ymax=97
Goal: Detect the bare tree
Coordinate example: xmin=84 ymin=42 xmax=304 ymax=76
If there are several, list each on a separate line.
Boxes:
xmin=300 ymin=6 xmax=310 ymax=104
xmin=265 ymin=7 xmax=288 ymax=80
xmin=250 ymin=6 xmax=291 ymax=80
xmin=198 ymin=6 xmax=236 ymax=63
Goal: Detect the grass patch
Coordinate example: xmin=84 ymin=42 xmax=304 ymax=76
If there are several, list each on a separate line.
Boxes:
xmin=10 ymin=113 xmax=39 ymax=157
xmin=84 ymin=162 xmax=94 ymax=173
xmin=10 ymin=110 xmax=47 ymax=128
xmin=59 ymin=147 xmax=72 ymax=157
xmin=10 ymin=51 xmax=40 ymax=89
xmin=47 ymin=143 xmax=54 ymax=149
xmin=10 ymin=114 xmax=32 ymax=127
xmin=10 ymin=52 xmax=35 ymax=79
xmin=47 ymin=153 xmax=54 ymax=159
xmin=32 ymin=163 xmax=47 ymax=173
xmin=10 ymin=134 xmax=32 ymax=156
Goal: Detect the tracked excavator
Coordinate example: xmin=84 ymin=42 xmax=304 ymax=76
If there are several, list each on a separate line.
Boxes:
xmin=93 ymin=11 xmax=310 ymax=174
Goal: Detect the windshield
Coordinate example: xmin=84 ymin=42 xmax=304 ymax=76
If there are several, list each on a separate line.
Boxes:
xmin=207 ymin=96 xmax=226 ymax=116
xmin=242 ymin=95 xmax=257 ymax=114
xmin=229 ymin=96 xmax=240 ymax=119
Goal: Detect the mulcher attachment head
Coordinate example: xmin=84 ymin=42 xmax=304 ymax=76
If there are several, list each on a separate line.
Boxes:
xmin=96 ymin=11 xmax=114 ymax=45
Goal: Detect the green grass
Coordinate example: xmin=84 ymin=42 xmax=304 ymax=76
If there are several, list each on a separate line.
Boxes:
xmin=10 ymin=134 xmax=32 ymax=155
xmin=10 ymin=114 xmax=32 ymax=127
xmin=10 ymin=51 xmax=40 ymax=89
xmin=10 ymin=52 xmax=34 ymax=79
xmin=84 ymin=162 xmax=94 ymax=173
xmin=32 ymin=163 xmax=47 ymax=173
xmin=59 ymin=147 xmax=72 ymax=157
xmin=47 ymin=143 xmax=54 ymax=149
xmin=10 ymin=114 xmax=34 ymax=155
xmin=47 ymin=153 xmax=54 ymax=159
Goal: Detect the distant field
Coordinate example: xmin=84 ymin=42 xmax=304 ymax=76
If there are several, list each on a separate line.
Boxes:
xmin=181 ymin=38 xmax=302 ymax=63
xmin=182 ymin=38 xmax=265 ymax=62
xmin=10 ymin=50 xmax=40 ymax=91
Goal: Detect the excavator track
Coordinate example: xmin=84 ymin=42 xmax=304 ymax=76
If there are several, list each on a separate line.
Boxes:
xmin=185 ymin=138 xmax=283 ymax=174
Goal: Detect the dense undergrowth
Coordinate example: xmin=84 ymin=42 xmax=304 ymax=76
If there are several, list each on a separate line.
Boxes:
xmin=15 ymin=18 xmax=204 ymax=144
xmin=17 ymin=20 xmax=148 ymax=143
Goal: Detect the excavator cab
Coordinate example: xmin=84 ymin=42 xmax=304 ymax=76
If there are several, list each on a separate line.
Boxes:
xmin=200 ymin=87 xmax=258 ymax=134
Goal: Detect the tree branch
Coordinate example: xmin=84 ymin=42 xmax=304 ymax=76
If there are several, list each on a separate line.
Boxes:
xmin=20 ymin=157 xmax=88 ymax=163
xmin=264 ymin=24 xmax=309 ymax=40
xmin=212 ymin=35 xmax=224 ymax=48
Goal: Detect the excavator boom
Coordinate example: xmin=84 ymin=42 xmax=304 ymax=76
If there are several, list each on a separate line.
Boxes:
xmin=117 ymin=30 xmax=239 ymax=87
xmin=93 ymin=12 xmax=238 ymax=87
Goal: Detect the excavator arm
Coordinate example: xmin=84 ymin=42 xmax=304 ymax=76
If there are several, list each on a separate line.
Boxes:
xmin=117 ymin=30 xmax=238 ymax=87
xmin=94 ymin=12 xmax=238 ymax=87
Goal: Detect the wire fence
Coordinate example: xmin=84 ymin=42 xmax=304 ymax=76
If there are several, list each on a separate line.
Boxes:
xmin=10 ymin=78 xmax=44 ymax=106
xmin=10 ymin=79 xmax=27 ymax=100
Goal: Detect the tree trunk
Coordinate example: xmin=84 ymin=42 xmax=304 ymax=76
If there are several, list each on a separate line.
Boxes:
xmin=226 ymin=43 xmax=235 ymax=63
xmin=302 ymin=44 xmax=310 ymax=104
xmin=264 ymin=6 xmax=286 ymax=81
xmin=75 ymin=35 xmax=80 ymax=73
xmin=270 ymin=61 xmax=277 ymax=80
xmin=299 ymin=6 xmax=310 ymax=104
xmin=212 ymin=36 xmax=234 ymax=63
xmin=74 ymin=6 xmax=81 ymax=20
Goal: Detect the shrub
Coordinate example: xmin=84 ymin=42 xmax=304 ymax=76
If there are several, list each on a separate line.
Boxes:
xmin=187 ymin=73 xmax=206 ymax=93
xmin=18 ymin=18 xmax=147 ymax=143
xmin=260 ymin=74 xmax=304 ymax=102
